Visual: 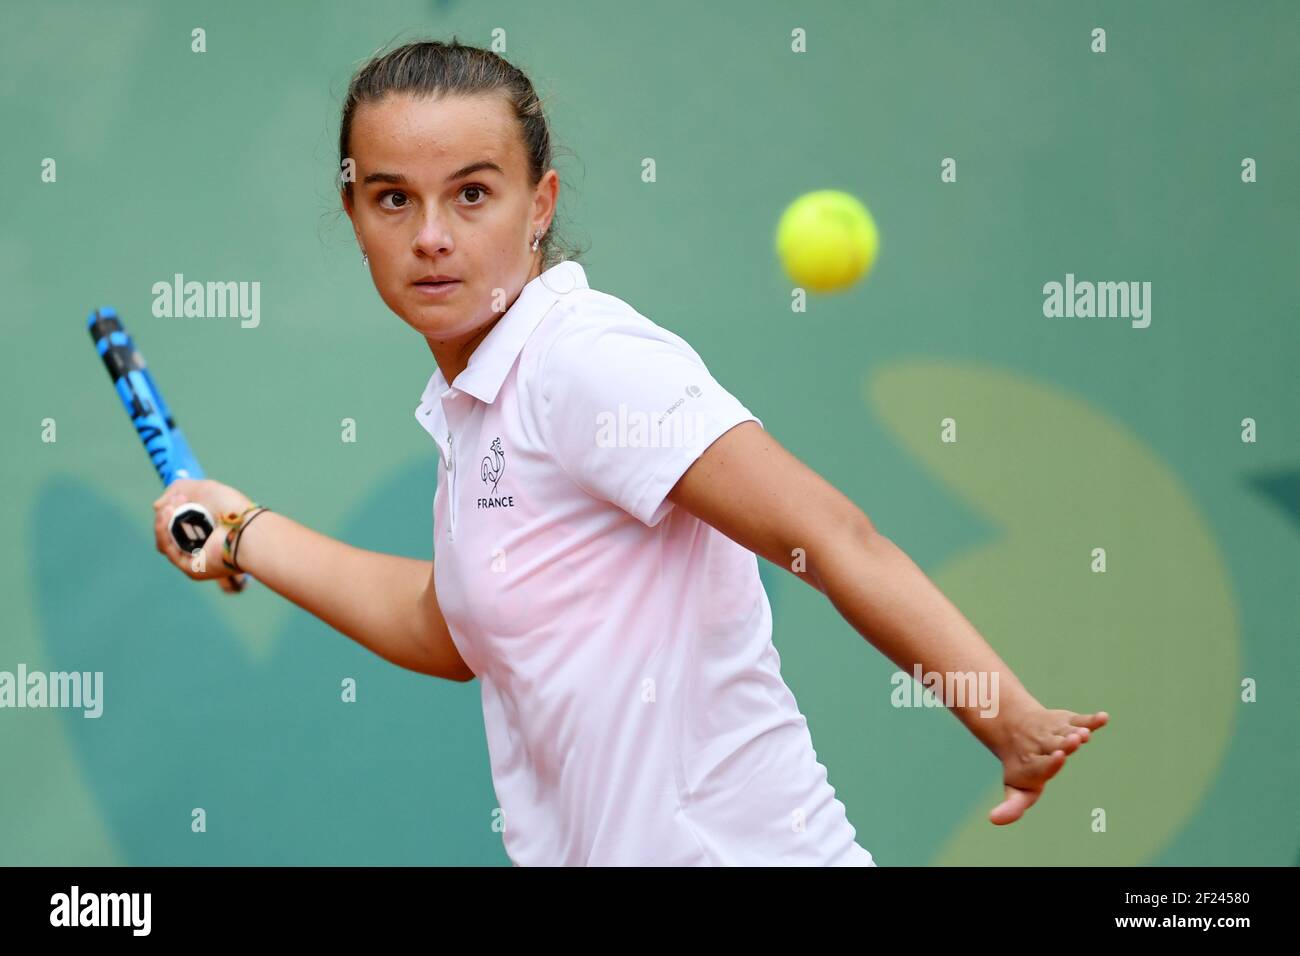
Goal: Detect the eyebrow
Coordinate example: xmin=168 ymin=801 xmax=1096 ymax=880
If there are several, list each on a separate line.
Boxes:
xmin=362 ymin=160 xmax=505 ymax=187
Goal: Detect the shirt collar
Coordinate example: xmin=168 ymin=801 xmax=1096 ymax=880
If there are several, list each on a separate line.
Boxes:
xmin=418 ymin=259 xmax=588 ymax=408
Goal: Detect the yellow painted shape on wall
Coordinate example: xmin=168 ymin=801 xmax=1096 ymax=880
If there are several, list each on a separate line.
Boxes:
xmin=868 ymin=361 xmax=1238 ymax=865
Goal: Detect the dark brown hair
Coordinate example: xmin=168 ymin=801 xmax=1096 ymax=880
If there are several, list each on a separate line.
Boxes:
xmin=338 ymin=37 xmax=583 ymax=268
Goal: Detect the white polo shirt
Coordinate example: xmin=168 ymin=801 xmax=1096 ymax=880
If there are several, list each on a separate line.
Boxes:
xmin=414 ymin=259 xmax=875 ymax=866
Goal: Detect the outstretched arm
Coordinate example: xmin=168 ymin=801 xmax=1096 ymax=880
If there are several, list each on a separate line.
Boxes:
xmin=153 ymin=480 xmax=472 ymax=683
xmin=666 ymin=421 xmax=1108 ymax=824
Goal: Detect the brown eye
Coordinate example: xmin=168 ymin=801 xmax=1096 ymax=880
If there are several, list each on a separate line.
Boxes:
xmin=459 ymin=184 xmax=488 ymax=205
xmin=379 ymin=191 xmax=409 ymax=209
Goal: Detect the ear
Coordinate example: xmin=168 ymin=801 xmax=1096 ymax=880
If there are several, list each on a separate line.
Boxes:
xmin=532 ymin=168 xmax=559 ymax=236
xmin=341 ymin=189 xmax=364 ymax=248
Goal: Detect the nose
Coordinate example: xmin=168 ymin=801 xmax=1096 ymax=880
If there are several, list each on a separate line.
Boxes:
xmin=412 ymin=206 xmax=454 ymax=258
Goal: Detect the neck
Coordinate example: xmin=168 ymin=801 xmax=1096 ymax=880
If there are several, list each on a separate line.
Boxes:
xmin=426 ymin=255 xmax=544 ymax=386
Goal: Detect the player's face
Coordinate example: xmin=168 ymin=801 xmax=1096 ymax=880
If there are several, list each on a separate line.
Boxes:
xmin=343 ymin=92 xmax=553 ymax=341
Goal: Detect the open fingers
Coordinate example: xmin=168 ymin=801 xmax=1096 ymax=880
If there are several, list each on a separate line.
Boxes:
xmin=1052 ymin=733 xmax=1084 ymax=755
xmin=1070 ymin=711 xmax=1109 ymax=731
xmin=1025 ymin=747 xmax=1068 ymax=785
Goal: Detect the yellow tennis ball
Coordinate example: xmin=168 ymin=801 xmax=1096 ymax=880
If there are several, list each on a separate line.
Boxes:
xmin=775 ymin=190 xmax=879 ymax=293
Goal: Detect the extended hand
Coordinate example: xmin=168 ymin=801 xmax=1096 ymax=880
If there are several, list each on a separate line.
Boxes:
xmin=989 ymin=708 xmax=1109 ymax=825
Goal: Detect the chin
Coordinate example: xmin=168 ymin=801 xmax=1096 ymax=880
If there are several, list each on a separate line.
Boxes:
xmin=401 ymin=311 xmax=484 ymax=342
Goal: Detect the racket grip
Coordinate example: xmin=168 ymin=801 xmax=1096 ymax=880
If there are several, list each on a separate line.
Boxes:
xmin=169 ymin=502 xmax=215 ymax=552
xmin=165 ymin=501 xmax=251 ymax=595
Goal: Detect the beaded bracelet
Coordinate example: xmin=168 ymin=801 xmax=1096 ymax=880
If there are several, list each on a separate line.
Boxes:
xmin=221 ymin=505 xmax=268 ymax=573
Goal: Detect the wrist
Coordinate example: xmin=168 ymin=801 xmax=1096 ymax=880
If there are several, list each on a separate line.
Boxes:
xmin=230 ymin=506 xmax=279 ymax=574
xmin=221 ymin=505 xmax=272 ymax=575
xmin=979 ymin=689 xmax=1044 ymax=758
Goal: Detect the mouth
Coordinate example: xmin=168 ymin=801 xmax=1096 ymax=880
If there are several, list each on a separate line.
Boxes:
xmin=412 ymin=278 xmax=462 ymax=296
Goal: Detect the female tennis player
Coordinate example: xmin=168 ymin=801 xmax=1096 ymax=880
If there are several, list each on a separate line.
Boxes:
xmin=152 ymin=39 xmax=1107 ymax=867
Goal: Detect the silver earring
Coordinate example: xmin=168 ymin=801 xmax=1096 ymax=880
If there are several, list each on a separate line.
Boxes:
xmin=531 ymin=230 xmax=543 ymax=252
xmin=361 ymin=250 xmax=368 ymax=265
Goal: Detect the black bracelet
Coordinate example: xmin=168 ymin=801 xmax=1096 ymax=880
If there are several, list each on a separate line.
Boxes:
xmin=231 ymin=507 xmax=272 ymax=572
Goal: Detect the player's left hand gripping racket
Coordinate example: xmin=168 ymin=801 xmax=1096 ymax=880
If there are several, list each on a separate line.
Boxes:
xmin=88 ymin=307 xmax=246 ymax=593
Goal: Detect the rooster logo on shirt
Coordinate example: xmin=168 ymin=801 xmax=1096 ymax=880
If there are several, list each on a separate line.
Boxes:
xmin=481 ymin=437 xmax=505 ymax=493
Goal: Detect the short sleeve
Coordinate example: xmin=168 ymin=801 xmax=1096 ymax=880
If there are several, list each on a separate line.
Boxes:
xmin=539 ymin=314 xmax=763 ymax=527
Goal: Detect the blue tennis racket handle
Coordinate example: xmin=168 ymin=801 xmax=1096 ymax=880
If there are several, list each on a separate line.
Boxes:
xmin=88 ymin=306 xmax=213 ymax=552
